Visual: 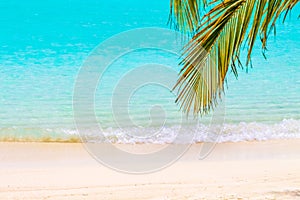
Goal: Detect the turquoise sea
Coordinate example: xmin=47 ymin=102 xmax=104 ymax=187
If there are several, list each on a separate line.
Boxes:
xmin=1 ymin=1 xmax=300 ymax=143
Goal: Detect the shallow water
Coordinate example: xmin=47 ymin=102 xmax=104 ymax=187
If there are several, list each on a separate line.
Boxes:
xmin=0 ymin=1 xmax=299 ymax=143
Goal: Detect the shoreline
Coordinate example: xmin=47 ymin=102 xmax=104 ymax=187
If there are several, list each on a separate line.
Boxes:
xmin=0 ymin=139 xmax=300 ymax=199
xmin=0 ymin=136 xmax=299 ymax=143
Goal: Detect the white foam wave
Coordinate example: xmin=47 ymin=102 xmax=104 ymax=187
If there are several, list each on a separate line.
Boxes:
xmin=1 ymin=119 xmax=300 ymax=143
xmin=93 ymin=119 xmax=300 ymax=143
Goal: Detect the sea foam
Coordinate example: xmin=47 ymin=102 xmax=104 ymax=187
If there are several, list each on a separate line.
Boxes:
xmin=0 ymin=119 xmax=299 ymax=143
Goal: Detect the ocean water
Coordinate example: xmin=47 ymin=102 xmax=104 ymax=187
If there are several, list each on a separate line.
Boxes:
xmin=0 ymin=0 xmax=299 ymax=143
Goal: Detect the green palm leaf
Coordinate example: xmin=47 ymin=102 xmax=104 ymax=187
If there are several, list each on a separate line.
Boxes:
xmin=169 ymin=0 xmax=208 ymax=33
xmin=171 ymin=0 xmax=299 ymax=116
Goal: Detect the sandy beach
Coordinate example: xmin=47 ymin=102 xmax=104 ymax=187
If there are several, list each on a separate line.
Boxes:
xmin=0 ymin=140 xmax=300 ymax=200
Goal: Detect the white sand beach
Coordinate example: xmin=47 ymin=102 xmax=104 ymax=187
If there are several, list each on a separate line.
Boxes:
xmin=0 ymin=140 xmax=300 ymax=200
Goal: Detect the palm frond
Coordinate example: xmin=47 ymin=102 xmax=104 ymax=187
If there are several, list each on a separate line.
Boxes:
xmin=169 ymin=0 xmax=209 ymax=34
xmin=173 ymin=0 xmax=299 ymax=116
